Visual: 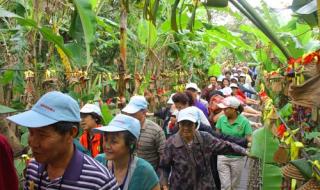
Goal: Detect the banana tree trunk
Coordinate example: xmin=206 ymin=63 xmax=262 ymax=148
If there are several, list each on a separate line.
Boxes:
xmin=151 ymin=0 xmax=160 ymax=25
xmin=187 ymin=0 xmax=199 ymax=32
xmin=171 ymin=0 xmax=180 ymax=32
xmin=119 ymin=0 xmax=128 ymax=98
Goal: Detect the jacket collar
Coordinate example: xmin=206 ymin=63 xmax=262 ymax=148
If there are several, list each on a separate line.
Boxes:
xmin=173 ymin=131 xmax=203 ymax=148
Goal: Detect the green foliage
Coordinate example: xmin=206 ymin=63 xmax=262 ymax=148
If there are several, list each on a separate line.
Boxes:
xmin=0 ymin=70 xmax=14 ymax=85
xmin=279 ymin=103 xmax=293 ymax=120
xmin=0 ymin=104 xmax=16 ymax=114
xmin=305 ymin=132 xmax=320 ymax=140
xmin=71 ymin=0 xmax=97 ymax=69
xmin=251 ymin=127 xmax=282 ymax=190
xmin=137 ymin=19 xmax=158 ymax=48
xmin=251 ymin=127 xmax=280 ymax=163
xmin=101 ymin=103 xmax=113 ymax=125
xmin=262 ymin=164 xmax=282 ymax=190
xmin=207 ymin=63 xmax=221 ymax=77
xmin=21 ymin=132 xmax=29 ymax=147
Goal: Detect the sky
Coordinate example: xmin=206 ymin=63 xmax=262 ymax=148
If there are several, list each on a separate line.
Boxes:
xmin=240 ymin=0 xmax=294 ymax=26
xmin=248 ymin=0 xmax=293 ymax=9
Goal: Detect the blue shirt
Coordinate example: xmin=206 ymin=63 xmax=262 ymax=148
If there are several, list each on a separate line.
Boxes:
xmin=194 ymin=100 xmax=209 ymax=118
xmin=24 ymin=147 xmax=118 ymax=190
xmin=95 ymin=154 xmax=159 ymax=190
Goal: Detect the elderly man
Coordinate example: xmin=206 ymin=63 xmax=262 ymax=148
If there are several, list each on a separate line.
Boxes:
xmin=7 ymin=91 xmax=118 ymax=190
xmin=122 ymin=96 xmax=166 ymax=171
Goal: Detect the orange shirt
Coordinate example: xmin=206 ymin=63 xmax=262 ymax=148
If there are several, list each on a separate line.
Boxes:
xmin=79 ymin=126 xmax=103 ymax=158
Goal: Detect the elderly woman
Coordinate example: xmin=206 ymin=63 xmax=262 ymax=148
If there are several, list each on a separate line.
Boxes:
xmin=216 ymin=96 xmax=253 ymax=190
xmin=160 ymin=106 xmax=248 ymax=190
xmin=94 ymin=114 xmax=160 ymax=190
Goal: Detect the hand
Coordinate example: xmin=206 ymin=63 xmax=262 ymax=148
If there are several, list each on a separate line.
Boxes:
xmin=80 ymin=121 xmax=89 ymax=130
xmin=162 ymin=185 xmax=169 ymax=190
xmin=146 ymin=112 xmax=154 ymax=116
xmin=245 ymin=149 xmax=258 ymax=159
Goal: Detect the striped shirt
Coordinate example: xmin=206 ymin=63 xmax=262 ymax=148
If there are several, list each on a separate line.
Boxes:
xmin=24 ymin=148 xmax=118 ymax=190
xmin=136 ymin=119 xmax=166 ymax=169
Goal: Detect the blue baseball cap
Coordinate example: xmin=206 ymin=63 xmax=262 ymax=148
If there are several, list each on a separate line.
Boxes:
xmin=94 ymin=114 xmax=140 ymax=139
xmin=7 ymin=91 xmax=80 ymax=128
xmin=122 ymin=96 xmax=148 ymax=114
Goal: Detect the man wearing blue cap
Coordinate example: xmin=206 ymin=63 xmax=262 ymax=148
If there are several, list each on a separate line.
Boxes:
xmin=122 ymin=96 xmax=166 ymax=171
xmin=7 ymin=91 xmax=118 ymax=190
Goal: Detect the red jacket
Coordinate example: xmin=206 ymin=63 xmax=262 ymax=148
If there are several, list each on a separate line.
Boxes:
xmin=0 ymin=134 xmax=19 ymax=190
xmin=79 ymin=126 xmax=104 ymax=158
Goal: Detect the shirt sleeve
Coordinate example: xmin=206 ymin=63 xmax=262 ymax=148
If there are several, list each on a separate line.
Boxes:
xmin=159 ymin=142 xmax=172 ymax=186
xmin=243 ymin=119 xmax=253 ymax=136
xmin=204 ymin=132 xmax=247 ymax=156
xmin=199 ymin=110 xmax=211 ymax=126
xmin=156 ymin=128 xmax=166 ymax=156
xmin=216 ymin=116 xmax=223 ymax=130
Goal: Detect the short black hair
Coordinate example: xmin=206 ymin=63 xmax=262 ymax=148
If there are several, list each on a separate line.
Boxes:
xmin=80 ymin=113 xmax=103 ymax=124
xmin=172 ymin=92 xmax=194 ymax=106
xmin=208 ymin=76 xmax=217 ymax=81
xmin=237 ymin=105 xmax=244 ymax=114
xmin=225 ymin=71 xmax=232 ymax=75
xmin=51 ymin=121 xmax=80 ymax=136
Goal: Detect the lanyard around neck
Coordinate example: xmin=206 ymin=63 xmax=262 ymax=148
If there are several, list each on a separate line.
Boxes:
xmin=111 ymin=157 xmax=131 ymax=189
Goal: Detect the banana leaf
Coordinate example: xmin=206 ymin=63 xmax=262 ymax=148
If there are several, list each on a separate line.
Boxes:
xmin=251 ymin=127 xmax=282 ymax=190
xmin=0 ymin=104 xmax=16 ymax=114
xmin=251 ymin=127 xmax=280 ymax=163
xmin=279 ymin=103 xmax=293 ymax=119
xmin=208 ymin=63 xmax=222 ymax=77
xmin=290 ymin=153 xmax=320 ymax=180
xmin=101 ymin=103 xmax=113 ymax=125
xmin=262 ymin=164 xmax=282 ymax=190
xmin=71 ymin=0 xmax=96 ymax=69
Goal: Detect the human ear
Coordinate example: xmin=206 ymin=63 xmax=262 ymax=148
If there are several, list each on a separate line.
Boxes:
xmin=71 ymin=127 xmax=78 ymax=138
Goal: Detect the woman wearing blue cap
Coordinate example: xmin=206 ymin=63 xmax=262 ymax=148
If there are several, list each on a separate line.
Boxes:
xmin=94 ymin=114 xmax=160 ymax=190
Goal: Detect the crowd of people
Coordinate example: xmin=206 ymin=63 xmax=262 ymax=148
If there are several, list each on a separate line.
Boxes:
xmin=1 ymin=66 xmax=262 ymax=190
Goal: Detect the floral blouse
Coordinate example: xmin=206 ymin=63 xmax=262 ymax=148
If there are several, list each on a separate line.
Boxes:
xmin=159 ymin=131 xmax=247 ymax=190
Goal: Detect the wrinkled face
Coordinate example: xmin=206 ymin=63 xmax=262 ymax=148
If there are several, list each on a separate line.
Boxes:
xmin=80 ymin=113 xmax=97 ymax=131
xmin=178 ymin=120 xmax=196 ymax=141
xmin=28 ymin=126 xmax=74 ymax=164
xmin=103 ymin=132 xmax=129 ymax=160
xmin=210 ymin=77 xmax=217 ymax=85
xmin=174 ymin=102 xmax=188 ymax=111
xmin=223 ymin=107 xmax=236 ymax=118
xmin=130 ymin=109 xmax=147 ymax=126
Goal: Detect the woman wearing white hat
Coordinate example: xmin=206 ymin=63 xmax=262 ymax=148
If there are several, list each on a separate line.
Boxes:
xmin=94 ymin=114 xmax=160 ymax=190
